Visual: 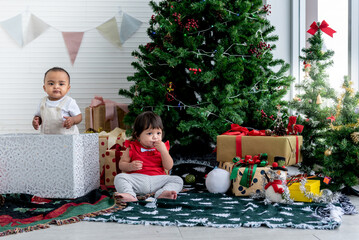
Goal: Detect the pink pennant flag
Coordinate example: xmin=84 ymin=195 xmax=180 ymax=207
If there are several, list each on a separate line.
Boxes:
xmin=62 ymin=32 xmax=84 ymax=65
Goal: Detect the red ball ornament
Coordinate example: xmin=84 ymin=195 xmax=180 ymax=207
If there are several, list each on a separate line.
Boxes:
xmin=272 ymin=162 xmax=278 ymax=168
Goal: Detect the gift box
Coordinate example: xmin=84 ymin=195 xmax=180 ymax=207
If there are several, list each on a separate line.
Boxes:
xmin=288 ymin=180 xmax=320 ymax=202
xmin=217 ymin=135 xmax=302 ymax=166
xmin=0 ymin=133 xmax=99 ymax=198
xmin=85 ymin=96 xmax=129 ymax=132
xmin=98 ymin=128 xmax=128 ymax=184
xmin=104 ymin=145 xmax=125 ymax=186
xmin=232 ymin=165 xmax=270 ymax=196
xmin=218 ymin=161 xmax=234 ymax=172
xmin=228 ymin=155 xmax=270 ymax=197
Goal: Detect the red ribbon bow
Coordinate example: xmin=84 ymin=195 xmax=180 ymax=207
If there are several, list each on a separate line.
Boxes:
xmin=326 ymin=115 xmax=336 ymax=123
xmin=287 ymin=116 xmax=304 ymax=135
xmin=307 ymin=20 xmax=336 ymax=37
xmin=223 ymin=124 xmax=266 ymax=136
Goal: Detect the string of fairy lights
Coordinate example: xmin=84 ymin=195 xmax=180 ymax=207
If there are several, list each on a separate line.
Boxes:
xmin=134 ymin=3 xmax=273 ymax=120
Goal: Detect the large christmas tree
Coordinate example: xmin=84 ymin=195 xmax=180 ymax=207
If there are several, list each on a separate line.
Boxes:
xmin=120 ymin=0 xmax=293 ymax=154
xmin=289 ymin=21 xmax=337 ymax=171
xmin=321 ymin=77 xmax=359 ymax=192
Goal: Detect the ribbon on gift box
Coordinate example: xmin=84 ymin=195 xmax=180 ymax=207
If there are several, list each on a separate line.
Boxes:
xmin=230 ymin=154 xmax=268 ymax=188
xmin=221 ymin=124 xmax=266 ymax=158
xmin=221 ymin=124 xmax=301 ymax=164
xmin=99 ymin=127 xmax=127 ymax=149
xmin=88 ymin=96 xmax=129 ymax=130
xmin=287 ymin=116 xmax=304 ymax=135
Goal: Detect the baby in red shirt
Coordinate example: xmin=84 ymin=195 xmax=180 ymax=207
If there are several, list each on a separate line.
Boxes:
xmin=114 ymin=111 xmax=183 ymax=202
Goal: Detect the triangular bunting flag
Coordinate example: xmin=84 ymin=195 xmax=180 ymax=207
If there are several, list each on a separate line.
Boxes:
xmin=62 ymin=32 xmax=84 ymax=65
xmin=24 ymin=14 xmax=50 ymax=46
xmin=96 ymin=17 xmax=121 ymax=48
xmin=120 ymin=12 xmax=142 ymax=44
xmin=0 ymin=14 xmax=23 ymax=47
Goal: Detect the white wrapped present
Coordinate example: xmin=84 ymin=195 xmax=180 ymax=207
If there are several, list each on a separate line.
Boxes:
xmin=0 ymin=133 xmax=99 ymax=198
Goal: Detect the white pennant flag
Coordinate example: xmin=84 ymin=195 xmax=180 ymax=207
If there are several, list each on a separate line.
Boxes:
xmin=0 ymin=14 xmax=23 ymax=47
xmin=96 ymin=17 xmax=121 ymax=48
xmin=24 ymin=14 xmax=50 ymax=46
xmin=120 ymin=12 xmax=142 ymax=44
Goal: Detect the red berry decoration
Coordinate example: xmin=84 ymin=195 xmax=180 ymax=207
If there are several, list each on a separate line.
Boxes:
xmin=272 ymin=162 xmax=278 ymax=168
xmin=262 ymin=4 xmax=272 ymax=15
xmin=189 ymin=68 xmax=202 ymax=74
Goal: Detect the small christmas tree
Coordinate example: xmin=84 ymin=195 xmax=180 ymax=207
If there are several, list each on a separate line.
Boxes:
xmin=120 ymin=0 xmax=294 ymax=154
xmin=289 ymin=20 xmax=337 ymax=171
xmin=321 ymin=77 xmax=359 ymax=191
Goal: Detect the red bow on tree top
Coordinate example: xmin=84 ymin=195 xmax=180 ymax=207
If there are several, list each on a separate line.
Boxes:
xmin=307 ymin=20 xmax=336 ymax=37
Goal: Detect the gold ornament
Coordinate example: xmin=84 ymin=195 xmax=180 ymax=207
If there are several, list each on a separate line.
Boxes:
xmin=324 ymin=149 xmax=332 ymax=156
xmin=265 ymin=129 xmax=272 ymax=136
xmin=316 ymin=94 xmax=322 ymax=104
xmin=351 ymin=132 xmax=359 ymax=144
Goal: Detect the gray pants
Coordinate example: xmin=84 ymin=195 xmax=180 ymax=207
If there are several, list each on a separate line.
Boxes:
xmin=114 ymin=173 xmax=184 ymax=198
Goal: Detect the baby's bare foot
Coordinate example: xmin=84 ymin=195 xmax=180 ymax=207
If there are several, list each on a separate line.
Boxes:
xmin=157 ymin=190 xmax=177 ymax=200
xmin=114 ymin=192 xmax=138 ymax=203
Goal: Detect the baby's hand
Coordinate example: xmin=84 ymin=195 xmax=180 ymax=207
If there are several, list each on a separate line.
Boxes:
xmin=130 ymin=160 xmax=143 ymax=171
xmin=63 ymin=116 xmax=75 ymax=129
xmin=32 ymin=116 xmax=41 ymax=130
xmin=154 ymin=140 xmax=167 ymax=153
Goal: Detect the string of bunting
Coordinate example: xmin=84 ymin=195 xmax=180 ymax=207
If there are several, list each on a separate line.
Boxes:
xmin=0 ymin=10 xmax=142 ymax=65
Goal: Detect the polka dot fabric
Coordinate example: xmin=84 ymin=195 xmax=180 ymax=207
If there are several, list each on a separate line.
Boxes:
xmin=219 ymin=162 xmax=270 ymax=196
xmin=104 ymin=149 xmax=124 ymax=186
xmin=98 ymin=132 xmax=127 ymax=185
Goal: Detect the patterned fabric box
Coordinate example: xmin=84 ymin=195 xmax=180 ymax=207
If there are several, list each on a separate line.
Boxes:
xmin=98 ymin=128 xmax=127 ymax=184
xmin=219 ymin=161 xmax=269 ymax=196
xmin=0 ymin=133 xmax=99 ymax=198
xmin=104 ymin=148 xmax=124 ymax=186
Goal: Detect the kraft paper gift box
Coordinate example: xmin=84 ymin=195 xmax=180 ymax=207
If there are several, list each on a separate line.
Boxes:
xmin=223 ymin=156 xmax=270 ymax=197
xmin=216 ymin=135 xmax=303 ymax=166
xmin=85 ymin=96 xmax=129 ymax=132
xmin=288 ymin=180 xmax=320 ymax=202
xmin=104 ymin=145 xmax=125 ymax=186
xmin=98 ymin=128 xmax=128 ymax=184
xmin=218 ymin=161 xmax=234 ymax=172
xmin=85 ymin=105 xmax=127 ymax=132
xmin=231 ymin=164 xmax=270 ymax=197
xmin=0 ymin=133 xmax=99 ymax=198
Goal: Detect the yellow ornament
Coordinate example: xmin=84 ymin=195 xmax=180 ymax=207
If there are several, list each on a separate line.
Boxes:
xmin=316 ymin=94 xmax=322 ymax=104
xmin=324 ymin=149 xmax=332 ymax=156
xmin=351 ymin=132 xmax=359 ymax=144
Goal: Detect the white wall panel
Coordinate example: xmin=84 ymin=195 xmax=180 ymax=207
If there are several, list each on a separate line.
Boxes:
xmin=0 ymin=0 xmax=155 ymax=133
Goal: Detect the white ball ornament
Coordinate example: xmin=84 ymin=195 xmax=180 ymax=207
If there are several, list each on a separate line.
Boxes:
xmin=205 ymin=168 xmax=231 ymax=193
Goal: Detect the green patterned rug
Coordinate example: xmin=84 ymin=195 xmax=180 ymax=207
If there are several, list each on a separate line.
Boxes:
xmin=84 ymin=191 xmax=357 ymax=229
